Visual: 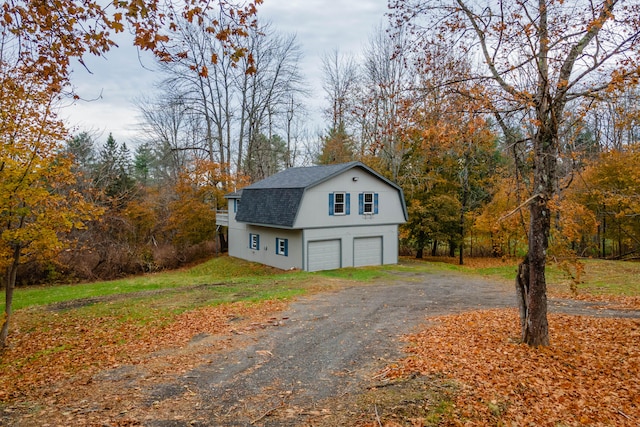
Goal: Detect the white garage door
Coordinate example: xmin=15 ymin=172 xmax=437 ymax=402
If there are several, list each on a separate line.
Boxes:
xmin=308 ymin=240 xmax=341 ymax=272
xmin=354 ymin=236 xmax=382 ymax=267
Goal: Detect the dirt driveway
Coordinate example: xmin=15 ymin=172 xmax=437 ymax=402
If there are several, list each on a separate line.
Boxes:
xmin=6 ymin=269 xmax=639 ymax=426
xmin=170 ymin=270 xmax=515 ymax=426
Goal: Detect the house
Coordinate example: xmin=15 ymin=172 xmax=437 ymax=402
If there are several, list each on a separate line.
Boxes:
xmin=218 ymin=161 xmax=408 ymax=272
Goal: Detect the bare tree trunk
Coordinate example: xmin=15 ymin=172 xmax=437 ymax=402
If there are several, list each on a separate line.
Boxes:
xmin=522 ymin=196 xmax=550 ymax=346
xmin=521 ymin=124 xmax=555 ymax=346
xmin=285 ymin=96 xmax=293 ymax=168
xmin=516 ymin=254 xmax=529 ymax=336
xmin=448 ymin=240 xmax=456 ymax=258
xmin=416 ymin=247 xmax=423 ymax=259
xmin=1 ymin=246 xmax=20 ymax=348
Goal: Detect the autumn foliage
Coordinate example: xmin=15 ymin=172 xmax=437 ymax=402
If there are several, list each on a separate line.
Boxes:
xmin=386 ymin=309 xmax=640 ymax=426
xmin=0 ymin=0 xmax=263 ymax=346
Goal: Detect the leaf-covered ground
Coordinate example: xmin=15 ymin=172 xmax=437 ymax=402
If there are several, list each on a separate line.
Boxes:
xmin=384 ymin=308 xmax=640 ymax=426
xmin=0 ymin=300 xmax=288 ymax=403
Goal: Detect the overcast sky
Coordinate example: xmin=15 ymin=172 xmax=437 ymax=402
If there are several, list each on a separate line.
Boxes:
xmin=65 ymin=0 xmax=389 ymax=145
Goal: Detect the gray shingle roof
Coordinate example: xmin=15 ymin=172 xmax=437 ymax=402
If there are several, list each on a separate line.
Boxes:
xmin=235 ymin=188 xmax=304 ymax=227
xmin=244 ymin=161 xmax=361 ymax=189
xmin=232 ymin=161 xmax=406 ymax=228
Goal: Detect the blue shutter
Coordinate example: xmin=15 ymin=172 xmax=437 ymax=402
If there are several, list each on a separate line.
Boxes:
xmin=249 ymin=233 xmax=252 ymax=248
xmin=276 ymin=238 xmax=279 ymax=254
xmin=256 ymin=234 xmax=260 ymax=250
xmin=284 ymin=239 xmax=288 ymax=256
xmin=374 ymin=193 xmax=379 ymax=214
xmin=346 ymin=193 xmax=351 ymax=215
xmin=358 ymin=193 xmax=364 ymax=215
xmin=329 ymin=193 xmax=334 ymax=215
xmin=234 ymin=199 xmax=237 ymax=213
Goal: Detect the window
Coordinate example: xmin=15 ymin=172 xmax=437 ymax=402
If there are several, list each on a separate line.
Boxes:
xmin=233 ymin=199 xmax=240 ymax=213
xmin=276 ymin=238 xmax=288 ymax=256
xmin=249 ymin=233 xmax=260 ymax=250
xmin=363 ymin=192 xmax=374 ymax=214
xmin=359 ymin=192 xmax=379 ymax=215
xmin=329 ymin=192 xmax=350 ymax=216
xmin=334 ymin=192 xmax=345 ymax=214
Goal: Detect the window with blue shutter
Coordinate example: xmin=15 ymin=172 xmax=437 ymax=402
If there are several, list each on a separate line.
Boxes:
xmin=250 ymin=233 xmax=259 ymax=250
xmin=330 ymin=192 xmax=346 ymax=215
xmin=276 ymin=238 xmax=288 ymax=256
xmin=346 ymin=193 xmax=351 ymax=215
xmin=359 ymin=192 xmax=378 ymax=215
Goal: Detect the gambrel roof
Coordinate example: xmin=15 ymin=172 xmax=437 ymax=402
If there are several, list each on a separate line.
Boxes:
xmin=227 ymin=161 xmax=407 ymax=228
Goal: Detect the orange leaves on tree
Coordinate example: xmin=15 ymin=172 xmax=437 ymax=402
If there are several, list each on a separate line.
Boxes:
xmin=0 ymin=66 xmax=102 ymax=346
xmin=1 ymin=0 xmax=261 ymax=95
xmin=165 ymin=159 xmax=241 ymax=248
xmin=565 ymin=144 xmax=640 ymax=257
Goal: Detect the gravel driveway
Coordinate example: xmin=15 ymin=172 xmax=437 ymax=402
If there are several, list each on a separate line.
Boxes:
xmin=105 ymin=269 xmax=638 ymax=426
xmin=142 ymin=270 xmax=515 ymax=426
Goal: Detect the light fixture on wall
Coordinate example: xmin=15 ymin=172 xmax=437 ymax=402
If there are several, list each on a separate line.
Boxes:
xmin=352 ymin=177 xmax=359 ymax=181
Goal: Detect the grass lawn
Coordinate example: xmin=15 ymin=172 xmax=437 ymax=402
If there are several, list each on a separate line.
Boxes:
xmin=1 ymin=256 xmax=310 ymax=312
xmin=402 ymin=255 xmax=640 ymax=297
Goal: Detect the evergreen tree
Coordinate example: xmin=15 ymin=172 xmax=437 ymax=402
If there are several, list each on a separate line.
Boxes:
xmin=95 ymin=133 xmax=135 ymax=203
xmin=317 ymin=124 xmax=355 ymax=165
xmin=133 ymin=143 xmax=155 ymax=186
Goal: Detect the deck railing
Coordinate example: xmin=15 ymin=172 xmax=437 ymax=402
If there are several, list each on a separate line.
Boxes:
xmin=216 ymin=210 xmax=229 ymax=226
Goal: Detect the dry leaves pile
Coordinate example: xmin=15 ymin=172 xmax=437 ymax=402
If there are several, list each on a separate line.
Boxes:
xmin=0 ymin=300 xmax=287 ymax=402
xmin=387 ymin=308 xmax=640 ymax=426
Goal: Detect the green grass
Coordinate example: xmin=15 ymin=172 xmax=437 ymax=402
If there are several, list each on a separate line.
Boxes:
xmin=315 ymin=265 xmax=393 ymax=281
xmin=400 ymin=256 xmax=640 ymax=297
xmin=577 ymin=259 xmax=640 ymax=296
xmin=2 ymin=257 xmax=310 ymax=312
xmin=3 ymin=256 xmax=638 ymax=315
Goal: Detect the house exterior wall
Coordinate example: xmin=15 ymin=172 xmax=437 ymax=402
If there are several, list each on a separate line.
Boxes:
xmin=302 ymin=224 xmax=399 ymax=271
xmin=293 ymin=169 xmax=406 ymax=229
xmin=227 ymin=198 xmax=303 ymax=270
xmin=226 ymin=197 xmax=247 ymax=261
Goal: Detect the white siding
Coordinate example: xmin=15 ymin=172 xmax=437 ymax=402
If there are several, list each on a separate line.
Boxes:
xmin=227 ymin=165 xmax=405 ymax=272
xmin=293 ymin=169 xmax=406 ymax=229
xmin=228 ymin=218 xmax=303 ymax=270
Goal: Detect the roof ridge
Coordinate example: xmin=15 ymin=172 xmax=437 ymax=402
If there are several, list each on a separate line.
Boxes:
xmin=244 ymin=161 xmax=364 ymax=190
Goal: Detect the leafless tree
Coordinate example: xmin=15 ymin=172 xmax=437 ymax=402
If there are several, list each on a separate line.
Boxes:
xmin=239 ymin=23 xmax=307 ymax=180
xmin=321 ymin=49 xmax=360 ymax=132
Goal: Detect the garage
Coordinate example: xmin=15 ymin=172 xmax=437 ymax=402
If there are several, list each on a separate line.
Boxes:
xmin=353 ymin=236 xmax=382 ymax=267
xmin=307 ymin=239 xmax=341 ymax=272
